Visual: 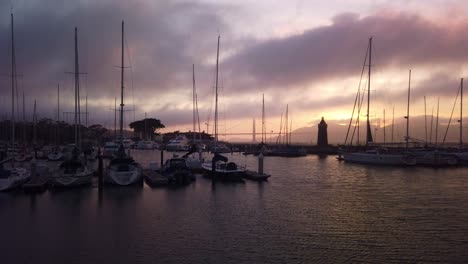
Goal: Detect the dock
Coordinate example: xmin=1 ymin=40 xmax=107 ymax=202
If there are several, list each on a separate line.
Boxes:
xmin=243 ymin=170 xmax=271 ymax=181
xmin=23 ymin=165 xmax=50 ymax=193
xmin=142 ymin=169 xmax=169 ymax=187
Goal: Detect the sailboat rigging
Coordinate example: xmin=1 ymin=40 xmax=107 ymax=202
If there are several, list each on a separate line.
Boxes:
xmin=201 ymin=35 xmax=245 ymax=181
xmin=340 ymin=38 xmax=415 ymax=166
xmin=105 ymin=20 xmax=142 ymax=186
xmin=0 ymin=13 xmax=31 ymax=191
xmin=366 ymin=37 xmax=373 ymax=145
xmin=50 ymin=27 xmax=93 ymax=188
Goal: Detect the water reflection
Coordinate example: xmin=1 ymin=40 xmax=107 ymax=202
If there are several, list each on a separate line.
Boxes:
xmin=1 ymin=150 xmax=468 ymax=263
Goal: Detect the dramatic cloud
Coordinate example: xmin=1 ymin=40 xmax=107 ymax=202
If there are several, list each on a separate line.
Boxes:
xmin=0 ymin=0 xmax=234 ymax=114
xmin=222 ymin=11 xmax=468 ymax=93
xmin=1 ymin=1 xmax=468 ymax=138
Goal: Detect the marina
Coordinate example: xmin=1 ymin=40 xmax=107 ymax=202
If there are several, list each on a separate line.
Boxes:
xmin=1 ymin=1 xmax=468 ymax=263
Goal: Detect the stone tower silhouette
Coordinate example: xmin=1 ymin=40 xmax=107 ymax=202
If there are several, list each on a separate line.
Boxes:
xmin=317 ymin=117 xmax=328 ymax=146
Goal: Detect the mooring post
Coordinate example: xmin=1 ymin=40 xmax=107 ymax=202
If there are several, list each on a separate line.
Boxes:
xmin=160 ymin=150 xmax=164 ymax=170
xmin=258 ymin=153 xmax=264 ymax=175
xmin=211 ymin=156 xmax=216 ymax=182
xmin=98 ymin=147 xmax=103 ymax=189
xmin=31 ymin=155 xmax=37 ymax=180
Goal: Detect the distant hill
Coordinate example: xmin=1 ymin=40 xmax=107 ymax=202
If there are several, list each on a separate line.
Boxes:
xmin=288 ymin=115 xmax=466 ymax=145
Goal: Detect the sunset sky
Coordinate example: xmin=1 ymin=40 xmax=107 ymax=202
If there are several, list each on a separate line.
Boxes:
xmin=1 ymin=0 xmax=468 ymax=143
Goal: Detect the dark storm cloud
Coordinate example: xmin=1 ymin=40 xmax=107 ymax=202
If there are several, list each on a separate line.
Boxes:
xmin=0 ymin=0 xmax=233 ymax=110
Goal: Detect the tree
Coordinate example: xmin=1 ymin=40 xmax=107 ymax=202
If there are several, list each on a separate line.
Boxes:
xmin=129 ymin=118 xmax=165 ymax=140
xmin=88 ymin=124 xmax=108 ymax=143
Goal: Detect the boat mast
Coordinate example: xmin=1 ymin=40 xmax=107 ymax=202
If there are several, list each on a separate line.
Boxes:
xmin=262 ymin=94 xmax=265 ymax=144
xmin=192 ymin=64 xmax=196 ymax=143
xmin=460 ymin=78 xmax=463 ymax=147
xmin=11 ymin=13 xmax=16 ymax=146
xmin=85 ymin=94 xmax=88 ymax=127
xmin=57 ymin=84 xmax=60 ymax=145
xmin=289 ymin=119 xmax=292 ymax=144
xmin=144 ymin=112 xmax=147 ymax=140
xmin=119 ymin=21 xmax=125 ymax=145
xmin=366 ymin=37 xmax=373 ymax=145
xmin=424 ymin=96 xmax=427 ymax=144
xmin=22 ymin=91 xmax=25 ymax=144
xmin=114 ymin=97 xmax=117 ymax=140
xmin=253 ymin=118 xmax=256 ymax=143
xmin=195 ymin=92 xmax=201 ymax=143
xmin=33 ymin=100 xmax=37 ymax=146
xmin=276 ymin=112 xmax=283 ymax=144
xmin=391 ymin=106 xmax=394 ymax=144
xmin=429 ymin=107 xmax=434 ymax=144
xmin=357 ymin=90 xmax=360 ymax=145
xmin=405 ymin=69 xmax=411 ymax=150
xmin=214 ymin=35 xmax=220 ymax=148
xmin=285 ymin=104 xmax=289 ymax=145
xmin=435 ymin=97 xmax=440 ymax=146
xmin=74 ymin=27 xmax=79 ymax=147
xmin=57 ymin=84 xmax=60 ymax=122
xmin=383 ymin=109 xmax=386 ymax=144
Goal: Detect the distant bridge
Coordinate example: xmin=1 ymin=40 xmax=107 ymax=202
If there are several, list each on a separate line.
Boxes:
xmin=215 ymin=132 xmax=312 ymax=136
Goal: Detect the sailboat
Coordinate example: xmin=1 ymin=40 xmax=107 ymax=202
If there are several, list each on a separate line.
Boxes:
xmin=183 ymin=64 xmax=204 ymax=171
xmin=14 ymin=93 xmax=33 ymax=162
xmin=341 ymin=38 xmax=415 ymax=166
xmin=411 ymin=81 xmax=459 ymax=167
xmin=269 ymin=104 xmax=306 ymax=157
xmin=0 ymin=13 xmax=31 ymax=191
xmin=50 ymin=27 xmax=93 ymax=187
xmin=201 ymin=35 xmax=245 ymax=181
xmin=246 ymin=94 xmax=273 ymax=156
xmin=453 ymin=78 xmax=468 ymax=164
xmin=48 ymin=84 xmax=64 ymax=161
xmin=104 ymin=21 xmax=142 ymax=186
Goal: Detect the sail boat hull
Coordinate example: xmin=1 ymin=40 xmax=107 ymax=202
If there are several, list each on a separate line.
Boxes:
xmin=342 ymin=151 xmax=416 ymax=166
xmin=105 ymin=164 xmax=142 ymax=186
xmin=201 ymin=162 xmax=245 ymax=182
xmin=51 ymin=165 xmax=93 ymax=187
xmin=412 ymin=150 xmax=458 ymax=167
xmin=0 ymin=168 xmax=31 ymax=191
xmin=48 ymin=151 xmax=64 ymax=161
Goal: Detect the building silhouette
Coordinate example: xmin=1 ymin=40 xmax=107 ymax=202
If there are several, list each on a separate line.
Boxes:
xmin=317 ymin=117 xmax=328 ymax=147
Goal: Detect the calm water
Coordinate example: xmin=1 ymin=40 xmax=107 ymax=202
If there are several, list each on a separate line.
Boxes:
xmin=1 ymin=150 xmax=468 ymax=263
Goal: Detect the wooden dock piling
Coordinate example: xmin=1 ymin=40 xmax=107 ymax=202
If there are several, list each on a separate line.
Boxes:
xmin=98 ymin=148 xmax=103 ymax=188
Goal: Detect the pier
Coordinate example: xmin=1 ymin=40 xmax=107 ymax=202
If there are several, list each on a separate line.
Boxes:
xmin=142 ymin=169 xmax=169 ymax=187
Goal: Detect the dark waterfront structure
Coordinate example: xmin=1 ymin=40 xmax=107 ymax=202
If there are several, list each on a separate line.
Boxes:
xmin=317 ymin=117 xmax=328 ymax=147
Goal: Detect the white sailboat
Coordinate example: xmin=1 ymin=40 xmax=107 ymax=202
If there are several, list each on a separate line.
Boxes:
xmin=105 ymin=21 xmax=142 ymax=186
xmin=50 ymin=27 xmax=93 ymax=187
xmin=0 ymin=13 xmax=31 ymax=191
xmin=0 ymin=165 xmax=31 ymax=191
xmin=341 ymin=38 xmax=415 ymax=166
xmin=201 ymin=36 xmax=245 ymax=181
xmin=412 ymin=84 xmax=459 ymax=167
